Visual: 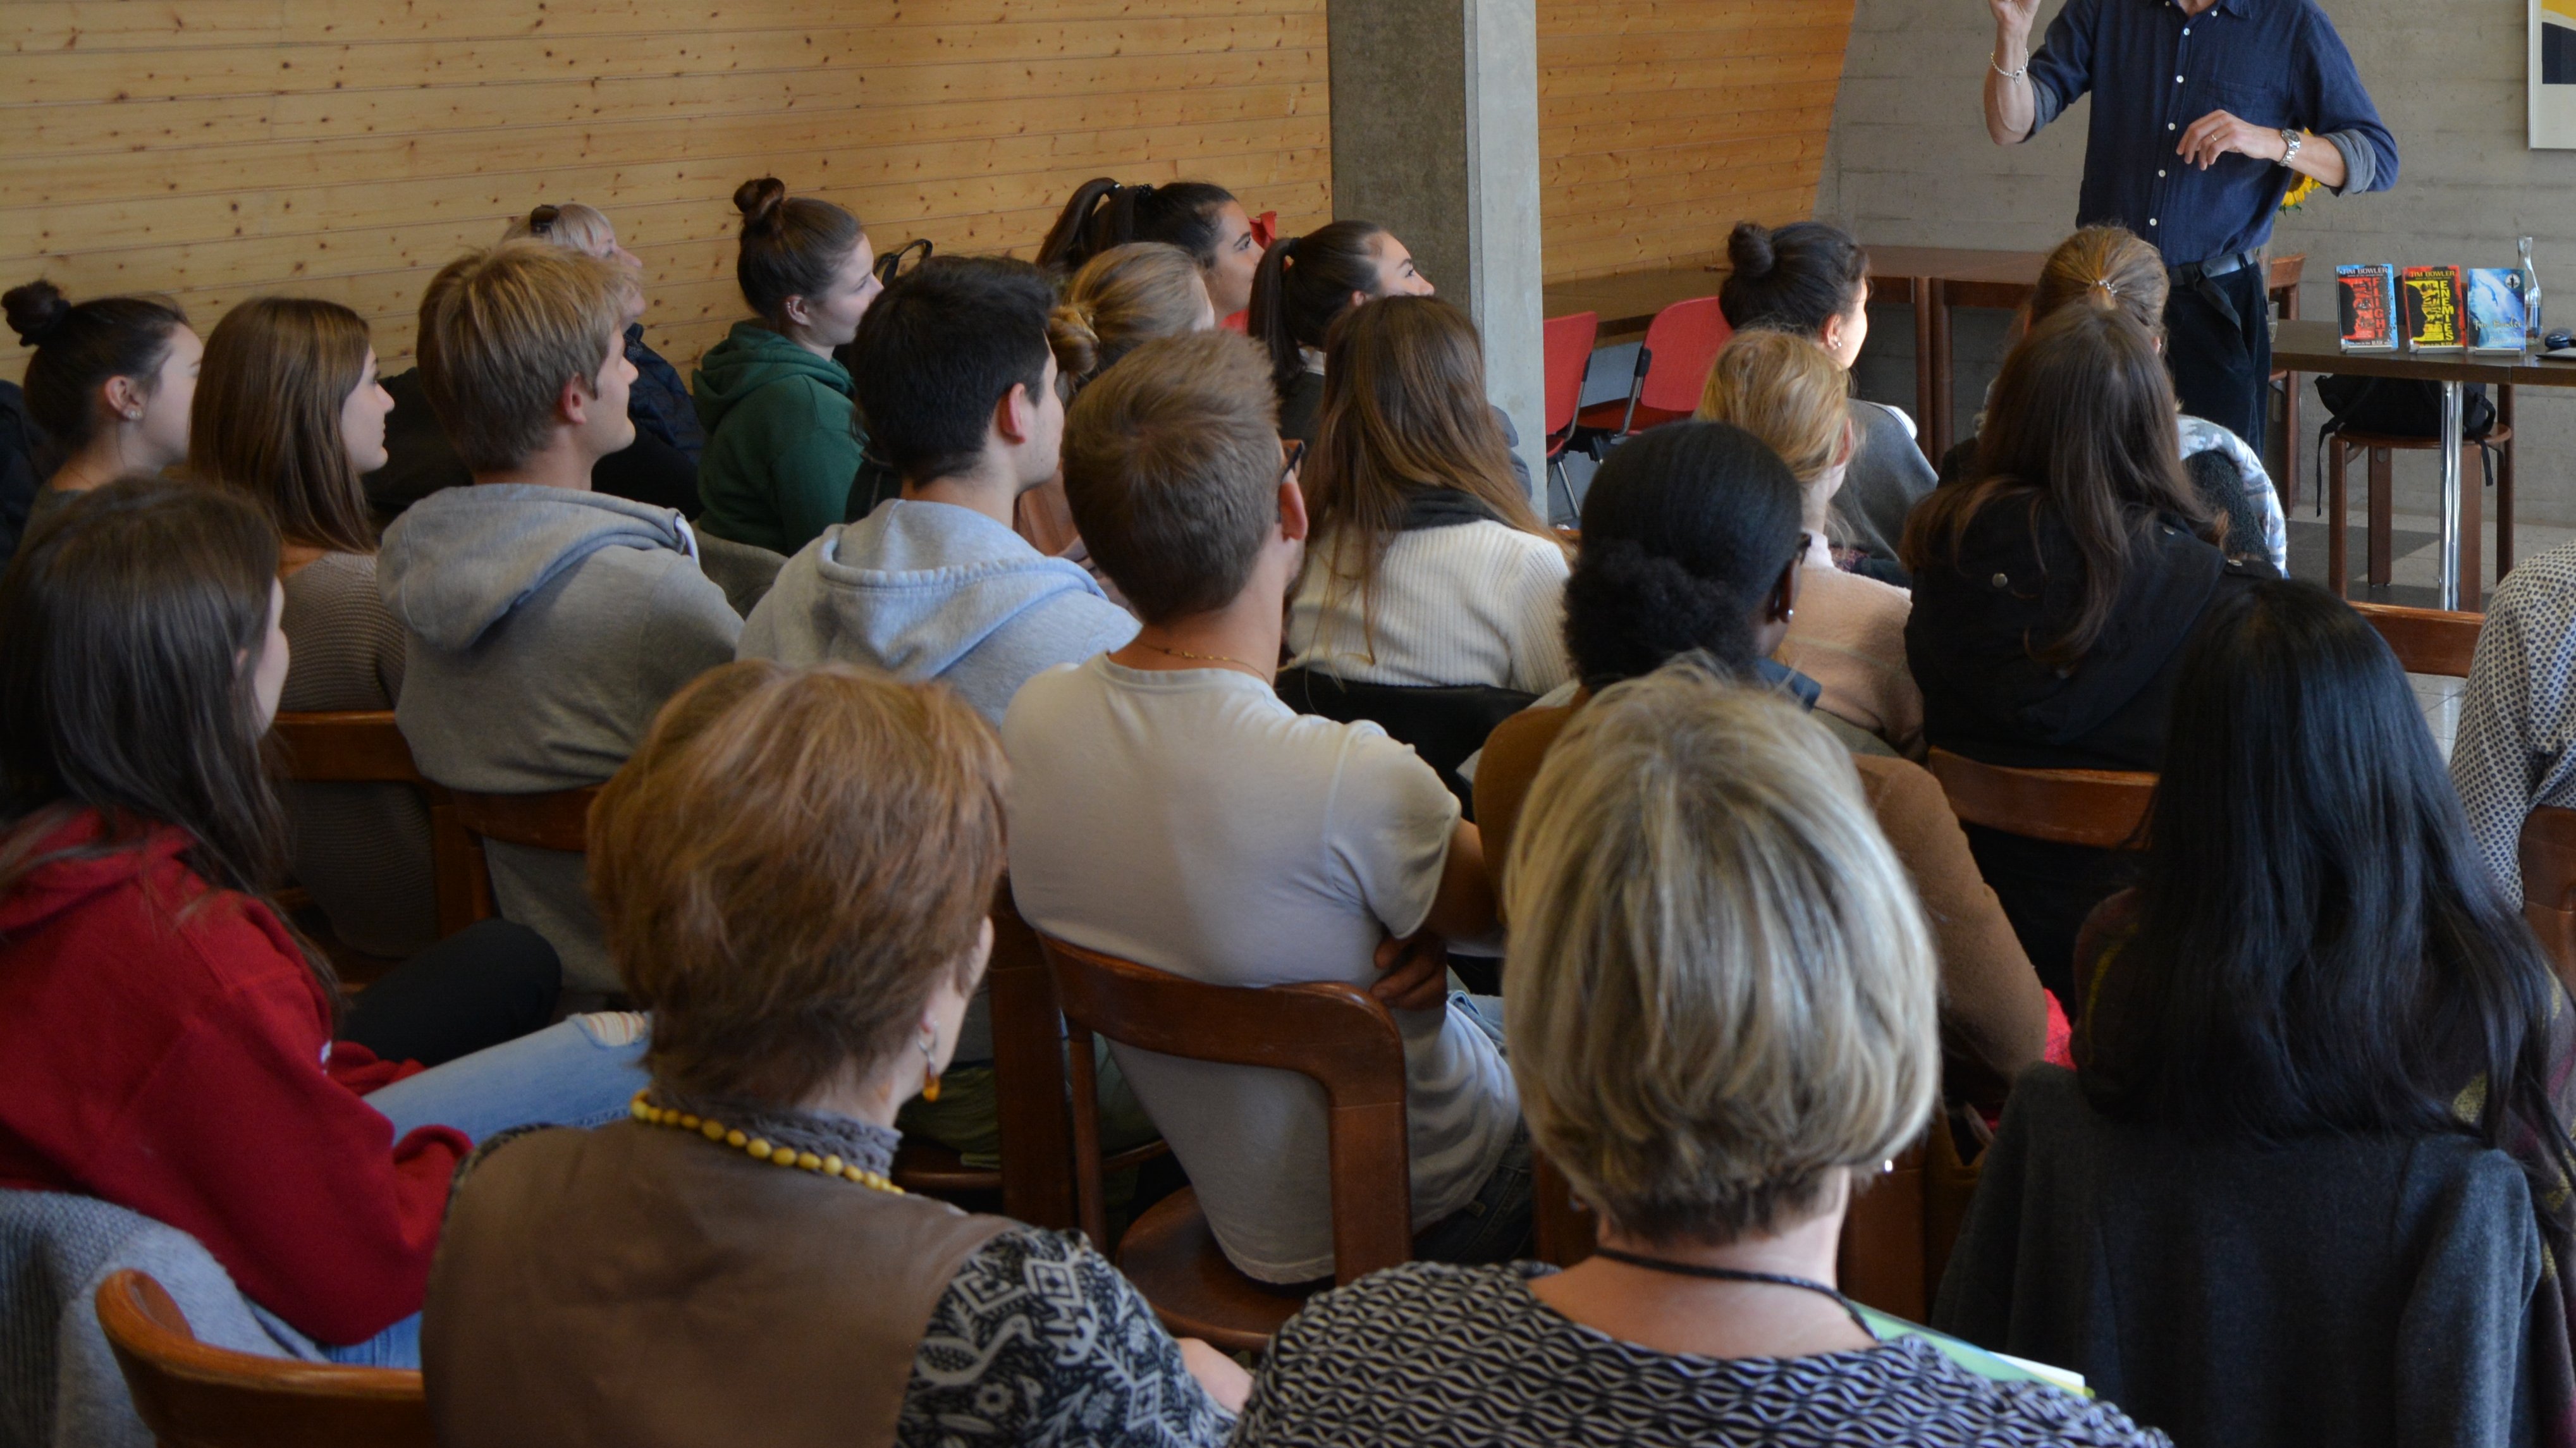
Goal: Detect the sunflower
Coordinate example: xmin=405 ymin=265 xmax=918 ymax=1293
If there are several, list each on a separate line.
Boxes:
xmin=2279 ymin=174 xmax=2323 ymax=213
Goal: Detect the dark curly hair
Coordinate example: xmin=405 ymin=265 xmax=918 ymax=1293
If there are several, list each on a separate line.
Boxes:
xmin=1563 ymin=422 xmax=1804 ymax=688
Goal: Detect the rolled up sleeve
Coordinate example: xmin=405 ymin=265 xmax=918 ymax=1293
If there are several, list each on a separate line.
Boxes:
xmin=2300 ymin=12 xmax=2398 ymax=193
xmin=2022 ymin=0 xmax=2097 ymax=138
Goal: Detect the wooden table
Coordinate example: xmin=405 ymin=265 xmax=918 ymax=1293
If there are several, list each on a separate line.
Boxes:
xmin=1543 ymin=247 xmax=2301 ymax=468
xmin=2271 ymin=317 xmax=2576 ymax=610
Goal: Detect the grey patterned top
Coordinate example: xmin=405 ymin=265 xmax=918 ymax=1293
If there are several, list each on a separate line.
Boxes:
xmin=1228 ymin=1261 xmax=2169 ymax=1447
xmin=2453 ymin=538 xmax=2576 ymax=899
xmin=901 ymin=1227 xmax=1233 ymax=1448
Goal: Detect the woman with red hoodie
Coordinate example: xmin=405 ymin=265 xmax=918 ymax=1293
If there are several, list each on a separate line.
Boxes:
xmin=0 ymin=478 xmax=647 ymax=1366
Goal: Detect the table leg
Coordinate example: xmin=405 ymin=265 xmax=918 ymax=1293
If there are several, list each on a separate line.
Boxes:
xmin=1912 ymin=276 xmax=1936 ymax=463
xmin=2439 ymin=379 xmax=2464 ymax=611
xmin=2501 ymin=384 xmax=2518 ymax=583
xmin=1929 ymin=279 xmax=1954 ymax=463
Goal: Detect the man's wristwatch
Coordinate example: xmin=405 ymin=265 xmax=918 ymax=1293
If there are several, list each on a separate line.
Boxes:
xmin=2279 ymin=128 xmax=2304 ymax=165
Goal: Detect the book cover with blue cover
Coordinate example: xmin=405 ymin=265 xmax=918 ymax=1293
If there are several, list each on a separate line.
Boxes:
xmin=2468 ymin=267 xmax=2530 ymax=352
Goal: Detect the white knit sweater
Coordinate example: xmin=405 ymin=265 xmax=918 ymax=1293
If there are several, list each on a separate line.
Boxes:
xmin=1285 ymin=521 xmax=1574 ymax=692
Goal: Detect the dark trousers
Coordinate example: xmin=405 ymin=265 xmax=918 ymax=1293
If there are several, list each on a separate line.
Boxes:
xmin=338 ymin=919 xmax=562 ymax=1067
xmin=2161 ymin=262 xmax=2271 ymax=459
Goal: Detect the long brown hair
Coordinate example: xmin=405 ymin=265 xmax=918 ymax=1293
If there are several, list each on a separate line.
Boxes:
xmin=190 ymin=297 xmax=377 ymax=556
xmin=1901 ymin=305 xmax=2215 ymax=668
xmin=2030 ymin=224 xmax=2169 ymax=335
xmin=0 ymin=477 xmax=336 ymax=1004
xmin=1301 ymin=295 xmax=1555 ymax=646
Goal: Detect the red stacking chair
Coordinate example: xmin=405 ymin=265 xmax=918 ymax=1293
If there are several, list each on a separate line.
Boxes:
xmin=1574 ymin=296 xmax=1733 ymax=439
xmin=1542 ymin=310 xmax=1599 ymax=520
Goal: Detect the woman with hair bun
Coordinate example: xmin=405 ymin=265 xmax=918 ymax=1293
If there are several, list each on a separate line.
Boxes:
xmin=1036 ymin=177 xmax=1263 ymax=317
xmin=1474 ymin=421 xmax=2047 ymax=1103
xmin=1016 ymin=242 xmax=1216 ymax=570
xmin=1719 ymin=220 xmax=1932 ymax=581
xmin=1 ymin=279 xmax=200 ymax=551
xmin=692 ymin=177 xmax=885 ymax=555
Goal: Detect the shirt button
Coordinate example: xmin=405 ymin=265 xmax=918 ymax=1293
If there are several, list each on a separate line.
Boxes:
xmin=2150 ymin=218 xmax=2160 ymax=226
xmin=2168 ymin=122 xmax=2178 ymax=130
xmin=2176 ymin=75 xmax=2185 ymax=83
xmin=2159 ymin=169 xmax=2168 ymax=177
xmin=1990 ymin=573 xmax=2010 ymax=588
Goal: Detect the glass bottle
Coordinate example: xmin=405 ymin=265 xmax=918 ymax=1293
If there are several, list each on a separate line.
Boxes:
xmin=2524 ymin=236 xmax=2544 ymax=350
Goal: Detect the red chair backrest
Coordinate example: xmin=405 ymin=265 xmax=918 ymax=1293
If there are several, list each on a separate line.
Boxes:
xmin=1542 ymin=310 xmax=1599 ymax=441
xmin=1634 ymin=297 xmax=1734 ymax=415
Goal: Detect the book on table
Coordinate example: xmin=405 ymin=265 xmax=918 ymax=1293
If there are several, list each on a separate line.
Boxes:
xmin=2337 ymin=263 xmax=2398 ymax=351
xmin=2401 ymin=265 xmax=2467 ymax=352
xmin=2466 ymin=267 xmax=2530 ymax=353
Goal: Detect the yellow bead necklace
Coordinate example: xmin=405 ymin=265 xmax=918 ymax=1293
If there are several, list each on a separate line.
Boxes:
xmin=629 ymin=1090 xmax=904 ymax=1195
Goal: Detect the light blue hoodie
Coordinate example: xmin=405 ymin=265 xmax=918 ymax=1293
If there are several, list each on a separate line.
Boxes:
xmin=379 ymin=485 xmax=740 ymax=990
xmin=740 ymin=498 xmax=1137 ymax=727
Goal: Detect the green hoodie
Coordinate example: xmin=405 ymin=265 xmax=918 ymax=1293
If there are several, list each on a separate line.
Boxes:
xmin=691 ymin=321 xmax=866 ymax=555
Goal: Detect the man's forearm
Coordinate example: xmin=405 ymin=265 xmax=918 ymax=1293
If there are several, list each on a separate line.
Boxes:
xmin=1985 ymin=26 xmax=2035 ymax=144
xmin=2289 ymin=130 xmax=2349 ymax=190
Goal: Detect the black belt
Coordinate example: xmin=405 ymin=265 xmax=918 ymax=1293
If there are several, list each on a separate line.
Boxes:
xmin=2168 ymin=248 xmax=2263 ymax=329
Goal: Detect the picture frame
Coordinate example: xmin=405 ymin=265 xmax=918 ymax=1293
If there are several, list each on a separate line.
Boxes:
xmin=2536 ymin=0 xmax=2576 ymax=147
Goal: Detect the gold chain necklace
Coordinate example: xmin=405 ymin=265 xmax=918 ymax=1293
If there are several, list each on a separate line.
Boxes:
xmin=629 ymin=1090 xmax=903 ymax=1194
xmin=1138 ymin=640 xmax=1267 ymax=678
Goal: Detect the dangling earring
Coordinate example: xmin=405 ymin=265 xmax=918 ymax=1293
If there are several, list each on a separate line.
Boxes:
xmin=918 ymin=1026 xmax=941 ymax=1103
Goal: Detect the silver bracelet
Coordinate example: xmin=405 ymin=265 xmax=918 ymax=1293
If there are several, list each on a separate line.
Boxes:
xmin=1992 ymin=54 xmax=2029 ymax=80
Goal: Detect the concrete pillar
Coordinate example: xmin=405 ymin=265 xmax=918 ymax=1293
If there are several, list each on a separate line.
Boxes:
xmin=1328 ymin=0 xmax=1547 ymax=497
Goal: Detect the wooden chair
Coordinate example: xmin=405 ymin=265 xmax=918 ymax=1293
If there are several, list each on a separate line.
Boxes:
xmin=2266 ymin=253 xmax=2305 ymax=508
xmin=2352 ymin=600 xmax=2481 ymax=678
xmin=888 ymin=885 xmax=1165 ymax=1228
xmin=2326 ymin=419 xmax=2515 ymax=604
xmin=268 ymin=711 xmax=482 ymax=938
xmin=446 ymin=786 xmax=601 ymax=923
xmin=2522 ymin=807 xmax=2576 ymax=993
xmin=1041 ymin=935 xmax=1413 ymax=1352
xmin=95 ymin=1269 xmax=432 ymax=1448
xmin=1924 ymin=748 xmax=2157 ymax=850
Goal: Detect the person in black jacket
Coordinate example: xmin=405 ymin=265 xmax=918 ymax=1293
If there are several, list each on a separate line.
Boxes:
xmin=1902 ymin=303 xmax=2272 ymax=1004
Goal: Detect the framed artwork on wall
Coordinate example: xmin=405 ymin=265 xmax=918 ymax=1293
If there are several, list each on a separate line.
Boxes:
xmin=2537 ymin=0 xmax=2576 ymax=147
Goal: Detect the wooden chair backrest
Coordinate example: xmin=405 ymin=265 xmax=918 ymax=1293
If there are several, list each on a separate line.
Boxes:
xmin=986 ymin=886 xmax=1079 ymax=1229
xmin=2352 ymin=601 xmax=2482 ymax=678
xmin=445 ymin=786 xmax=601 ymax=924
xmin=1925 ymin=748 xmax=2156 ymax=850
xmin=267 ymin=711 xmax=482 ymax=938
xmin=94 ymin=1270 xmax=433 ymax=1448
xmin=1039 ymin=935 xmax=1413 ymax=1284
xmin=2522 ymin=806 xmax=2576 ymax=993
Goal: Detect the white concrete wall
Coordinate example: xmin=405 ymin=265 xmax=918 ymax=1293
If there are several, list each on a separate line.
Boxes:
xmin=1821 ymin=0 xmax=2576 ymax=527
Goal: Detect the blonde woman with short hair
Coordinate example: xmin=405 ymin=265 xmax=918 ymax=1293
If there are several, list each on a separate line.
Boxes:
xmin=424 ymin=661 xmax=1248 ymax=1445
xmin=1698 ymin=328 xmax=1923 ymax=755
xmin=1232 ymin=664 xmax=2166 ymax=1448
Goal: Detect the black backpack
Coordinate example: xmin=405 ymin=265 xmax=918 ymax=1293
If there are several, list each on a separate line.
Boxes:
xmin=2315 ymin=373 xmax=2496 ymax=442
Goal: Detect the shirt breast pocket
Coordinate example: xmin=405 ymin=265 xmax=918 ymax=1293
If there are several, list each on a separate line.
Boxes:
xmin=2197 ymin=77 xmax=2289 ymax=131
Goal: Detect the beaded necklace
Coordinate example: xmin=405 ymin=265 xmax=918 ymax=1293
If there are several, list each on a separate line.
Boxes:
xmin=629 ymin=1090 xmax=904 ymax=1194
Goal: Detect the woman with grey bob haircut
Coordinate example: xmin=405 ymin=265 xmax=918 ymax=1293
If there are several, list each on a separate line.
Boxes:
xmin=1228 ymin=663 xmax=2168 ymax=1448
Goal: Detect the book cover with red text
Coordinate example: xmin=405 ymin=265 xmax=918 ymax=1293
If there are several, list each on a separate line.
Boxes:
xmin=2338 ymin=264 xmax=2398 ymax=351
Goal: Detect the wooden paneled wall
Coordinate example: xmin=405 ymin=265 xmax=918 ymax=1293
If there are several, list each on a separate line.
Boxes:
xmin=0 ymin=0 xmax=1331 ymax=378
xmin=1538 ymin=0 xmax=1856 ymax=281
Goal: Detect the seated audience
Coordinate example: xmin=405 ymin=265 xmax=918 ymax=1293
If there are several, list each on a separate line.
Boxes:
xmin=1717 ymin=221 xmax=1930 ymax=575
xmin=1285 ymin=295 xmax=1571 ymax=694
xmin=1 ymin=281 xmax=197 ymax=542
xmin=424 ymin=661 xmax=1247 ymax=1445
xmin=693 ymin=178 xmax=885 ymax=553
xmin=1007 ymin=332 xmax=1530 ymax=1284
xmin=188 ymin=296 xmax=441 ymax=960
xmin=1236 ymin=664 xmax=2158 ymax=1448
xmin=1902 ymin=304 xmax=2271 ymax=1003
xmin=1939 ymin=580 xmax=2576 ymax=1448
xmin=379 ymin=241 xmax=740 ymax=994
xmin=1249 ymin=221 xmax=1531 ymax=493
xmin=365 ymin=204 xmax=704 ymax=522
xmin=1017 ymin=240 xmax=1217 ymax=563
xmin=1697 ymin=328 xmax=1923 ymax=754
xmin=1475 ymin=423 xmax=2045 ymax=1098
xmin=1935 ymin=227 xmax=2287 ymax=572
xmin=2453 ymin=541 xmax=2576 ymax=898
xmin=0 ymin=479 xmax=646 ymax=1367
xmin=1036 ymin=176 xmax=1265 ymax=317
xmin=742 ymin=255 xmax=1137 ymax=725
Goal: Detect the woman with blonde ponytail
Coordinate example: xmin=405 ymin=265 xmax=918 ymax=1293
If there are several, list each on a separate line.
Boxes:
xmin=1012 ymin=243 xmax=1217 ymax=569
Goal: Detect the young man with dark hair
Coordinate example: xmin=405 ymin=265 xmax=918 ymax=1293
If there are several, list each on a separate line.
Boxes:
xmin=381 ymin=242 xmax=740 ymax=993
xmin=1003 ymin=331 xmax=1530 ymax=1285
xmin=739 ymin=255 xmax=1135 ymax=725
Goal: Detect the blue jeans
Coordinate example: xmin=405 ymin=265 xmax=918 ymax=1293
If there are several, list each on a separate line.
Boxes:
xmin=1412 ymin=994 xmax=1534 ymax=1267
xmin=319 ymin=1013 xmax=650 ymax=1365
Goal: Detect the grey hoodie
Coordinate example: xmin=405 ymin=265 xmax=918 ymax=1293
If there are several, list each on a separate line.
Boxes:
xmin=741 ymin=498 xmax=1136 ymax=727
xmin=379 ymin=484 xmax=741 ymax=991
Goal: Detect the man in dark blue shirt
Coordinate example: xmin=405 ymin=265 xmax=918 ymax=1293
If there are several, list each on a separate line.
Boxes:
xmin=1983 ymin=0 xmax=2398 ymax=456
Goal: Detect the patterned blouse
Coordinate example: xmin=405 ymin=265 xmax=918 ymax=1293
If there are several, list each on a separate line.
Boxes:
xmin=1227 ymin=1261 xmax=2170 ymax=1448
